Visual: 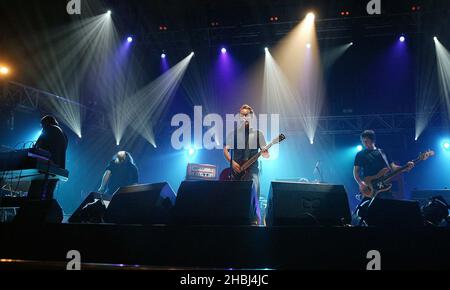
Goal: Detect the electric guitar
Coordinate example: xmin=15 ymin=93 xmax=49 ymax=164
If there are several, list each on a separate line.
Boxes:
xmin=219 ymin=134 xmax=286 ymax=181
xmin=361 ymin=149 xmax=435 ymax=198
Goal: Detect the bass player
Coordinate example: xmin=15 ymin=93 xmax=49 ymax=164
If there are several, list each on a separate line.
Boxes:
xmin=353 ymin=130 xmax=414 ymax=222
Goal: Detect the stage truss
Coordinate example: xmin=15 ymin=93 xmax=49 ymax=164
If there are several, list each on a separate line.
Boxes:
xmin=0 ymin=81 xmax=106 ymax=131
xmin=1 ymin=81 xmax=449 ymax=137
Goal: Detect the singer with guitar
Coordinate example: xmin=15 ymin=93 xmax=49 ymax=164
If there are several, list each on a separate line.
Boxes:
xmin=353 ymin=130 xmax=415 ymax=222
xmin=222 ymin=105 xmax=270 ymax=200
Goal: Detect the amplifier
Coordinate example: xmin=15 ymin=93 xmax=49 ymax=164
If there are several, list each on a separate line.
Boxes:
xmin=186 ymin=163 xmax=217 ymax=181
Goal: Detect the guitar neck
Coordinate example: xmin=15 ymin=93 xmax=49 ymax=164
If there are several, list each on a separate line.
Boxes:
xmin=240 ymin=142 xmax=275 ymax=172
xmin=383 ymin=157 xmax=422 ymax=182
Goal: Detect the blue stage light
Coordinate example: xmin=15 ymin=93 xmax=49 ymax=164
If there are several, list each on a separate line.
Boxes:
xmin=127 ymin=37 xmax=133 ymax=43
xmin=357 ymin=145 xmax=363 ymax=152
xmin=443 ymin=141 xmax=450 ymax=151
xmin=34 ymin=130 xmax=43 ymax=141
xmin=399 ymin=36 xmax=405 ymax=42
xmin=187 ymin=146 xmax=196 ymax=157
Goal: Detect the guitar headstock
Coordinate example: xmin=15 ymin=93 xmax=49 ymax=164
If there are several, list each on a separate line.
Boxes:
xmin=419 ymin=149 xmax=435 ymax=161
xmin=272 ymin=134 xmax=286 ymax=145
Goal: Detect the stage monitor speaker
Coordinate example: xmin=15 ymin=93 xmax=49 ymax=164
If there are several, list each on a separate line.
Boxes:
xmin=13 ymin=199 xmax=63 ymax=224
xmin=104 ymin=182 xmax=176 ymax=225
xmin=68 ymin=192 xmax=111 ymax=223
xmin=411 ymin=189 xmax=450 ymax=207
xmin=266 ymin=182 xmax=351 ymax=226
xmin=367 ymin=199 xmax=424 ymax=227
xmin=173 ymin=181 xmax=259 ymax=225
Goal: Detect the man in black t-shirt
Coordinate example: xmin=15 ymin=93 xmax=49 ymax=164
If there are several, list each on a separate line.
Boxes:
xmin=353 ymin=130 xmax=414 ymax=221
xmin=98 ymin=151 xmax=139 ymax=196
xmin=223 ymin=104 xmax=270 ymax=200
xmin=354 ymin=148 xmax=390 ymax=182
xmin=28 ymin=115 xmax=68 ymax=200
xmin=223 ymin=105 xmax=270 ymax=225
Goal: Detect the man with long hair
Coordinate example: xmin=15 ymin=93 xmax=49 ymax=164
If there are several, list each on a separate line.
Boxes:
xmin=98 ymin=151 xmax=139 ymax=196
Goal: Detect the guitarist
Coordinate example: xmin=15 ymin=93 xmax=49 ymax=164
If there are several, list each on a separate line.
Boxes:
xmin=353 ymin=130 xmax=414 ymax=221
xmin=223 ymin=104 xmax=270 ymax=200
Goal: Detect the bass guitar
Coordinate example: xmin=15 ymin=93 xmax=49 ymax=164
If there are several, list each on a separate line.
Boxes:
xmin=220 ymin=134 xmax=286 ymax=181
xmin=361 ymin=149 xmax=435 ymax=198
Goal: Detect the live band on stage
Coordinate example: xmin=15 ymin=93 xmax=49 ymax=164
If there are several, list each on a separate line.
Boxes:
xmin=0 ymin=103 xmax=443 ymax=227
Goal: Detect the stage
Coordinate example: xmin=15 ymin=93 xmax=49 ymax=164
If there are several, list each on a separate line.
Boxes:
xmin=1 ymin=0 xmax=450 ymax=275
xmin=1 ymin=223 xmax=450 ymax=270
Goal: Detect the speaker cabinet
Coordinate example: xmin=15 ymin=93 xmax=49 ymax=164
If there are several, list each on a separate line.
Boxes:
xmin=104 ymin=182 xmax=176 ymax=225
xmin=13 ymin=199 xmax=63 ymax=224
xmin=173 ymin=181 xmax=260 ymax=225
xmin=68 ymin=192 xmax=111 ymax=223
xmin=367 ymin=198 xmax=424 ymax=227
xmin=267 ymin=182 xmax=351 ymax=226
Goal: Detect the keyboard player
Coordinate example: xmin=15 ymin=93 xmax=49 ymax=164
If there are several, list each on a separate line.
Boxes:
xmin=28 ymin=115 xmax=68 ymax=200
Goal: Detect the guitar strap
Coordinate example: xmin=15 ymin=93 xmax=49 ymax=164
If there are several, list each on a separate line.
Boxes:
xmin=377 ymin=148 xmax=392 ymax=170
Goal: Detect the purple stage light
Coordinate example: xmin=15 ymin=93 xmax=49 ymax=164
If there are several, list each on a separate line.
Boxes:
xmin=221 ymin=47 xmax=227 ymax=54
xmin=160 ymin=52 xmax=169 ymax=72
xmin=127 ymin=37 xmax=133 ymax=43
xmin=399 ymin=36 xmax=405 ymax=42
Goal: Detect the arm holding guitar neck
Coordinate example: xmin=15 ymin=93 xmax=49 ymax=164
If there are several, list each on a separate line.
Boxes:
xmin=259 ymin=131 xmax=270 ymax=159
xmin=240 ymin=134 xmax=285 ymax=173
xmin=384 ymin=160 xmax=418 ymax=183
xmin=261 ymin=149 xmax=270 ymax=159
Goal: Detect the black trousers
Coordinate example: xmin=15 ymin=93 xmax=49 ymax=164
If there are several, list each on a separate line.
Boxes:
xmin=28 ymin=180 xmax=58 ymax=200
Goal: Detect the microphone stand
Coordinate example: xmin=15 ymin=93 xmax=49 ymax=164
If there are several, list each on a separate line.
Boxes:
xmin=228 ymin=121 xmax=237 ymax=181
xmin=229 ymin=148 xmax=233 ymax=180
xmin=314 ymin=161 xmax=323 ymax=183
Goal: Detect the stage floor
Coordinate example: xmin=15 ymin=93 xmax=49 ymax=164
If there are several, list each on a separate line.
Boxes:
xmin=1 ymin=223 xmax=450 ymax=270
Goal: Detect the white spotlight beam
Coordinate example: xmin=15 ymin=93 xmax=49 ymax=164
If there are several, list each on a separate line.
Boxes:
xmin=434 ymin=38 xmax=450 ymax=120
xmin=322 ymin=43 xmax=352 ymax=73
xmin=27 ymin=13 xmax=120 ymax=138
xmin=181 ymin=57 xmax=218 ymax=115
xmin=415 ymin=40 xmax=442 ymax=141
xmin=263 ymin=50 xmax=319 ymax=143
xmin=123 ymin=53 xmax=194 ymax=146
xmin=263 ymin=13 xmax=325 ymax=145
